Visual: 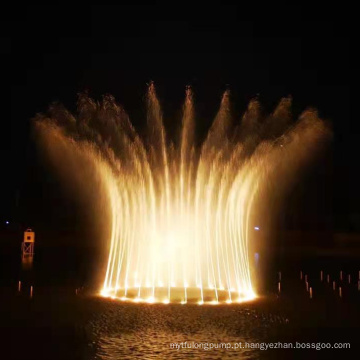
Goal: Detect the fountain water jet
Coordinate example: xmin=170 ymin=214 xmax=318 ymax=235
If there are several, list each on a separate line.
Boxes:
xmin=35 ymin=83 xmax=330 ymax=304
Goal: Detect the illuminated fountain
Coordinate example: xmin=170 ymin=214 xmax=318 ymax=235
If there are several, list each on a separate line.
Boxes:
xmin=35 ymin=84 xmax=330 ymax=304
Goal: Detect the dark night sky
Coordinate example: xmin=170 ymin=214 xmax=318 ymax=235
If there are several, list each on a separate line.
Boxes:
xmin=0 ymin=5 xmax=358 ymax=241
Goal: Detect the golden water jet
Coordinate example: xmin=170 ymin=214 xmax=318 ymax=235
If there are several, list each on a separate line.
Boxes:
xmin=35 ymin=83 xmax=330 ymax=304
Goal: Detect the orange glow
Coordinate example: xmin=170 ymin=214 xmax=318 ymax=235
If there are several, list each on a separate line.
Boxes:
xmin=35 ymin=84 xmax=330 ymax=305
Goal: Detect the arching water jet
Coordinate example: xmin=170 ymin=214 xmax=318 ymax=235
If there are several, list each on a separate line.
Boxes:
xmin=35 ymin=84 xmax=330 ymax=304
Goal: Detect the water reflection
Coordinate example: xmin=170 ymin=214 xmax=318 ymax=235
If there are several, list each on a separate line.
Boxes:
xmin=87 ymin=301 xmax=287 ymax=359
xmin=21 ymin=254 xmax=34 ymax=270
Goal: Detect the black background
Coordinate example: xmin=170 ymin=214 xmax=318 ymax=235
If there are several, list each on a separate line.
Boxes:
xmin=1 ymin=5 xmax=358 ymax=244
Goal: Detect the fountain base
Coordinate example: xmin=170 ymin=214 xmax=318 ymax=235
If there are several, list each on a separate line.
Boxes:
xmin=101 ymin=286 xmax=256 ymax=304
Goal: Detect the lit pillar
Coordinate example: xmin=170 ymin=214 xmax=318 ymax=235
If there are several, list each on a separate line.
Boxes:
xmin=22 ymin=228 xmax=35 ymax=258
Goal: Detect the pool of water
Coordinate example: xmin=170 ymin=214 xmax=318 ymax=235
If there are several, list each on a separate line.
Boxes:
xmin=1 ymin=285 xmax=359 ymax=360
xmin=1 ymin=247 xmax=359 ymax=359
